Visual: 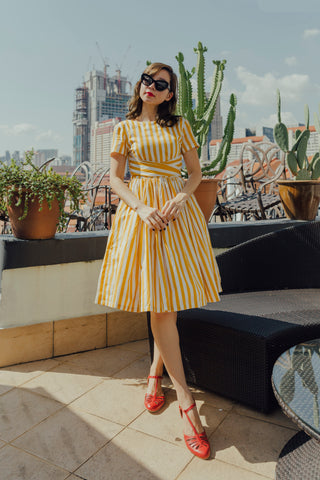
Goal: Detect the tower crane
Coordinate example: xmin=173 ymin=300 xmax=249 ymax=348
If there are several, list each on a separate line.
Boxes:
xmin=96 ymin=41 xmax=109 ymax=90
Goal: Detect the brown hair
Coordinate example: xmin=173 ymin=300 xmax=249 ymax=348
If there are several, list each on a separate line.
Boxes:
xmin=126 ymin=62 xmax=179 ymax=127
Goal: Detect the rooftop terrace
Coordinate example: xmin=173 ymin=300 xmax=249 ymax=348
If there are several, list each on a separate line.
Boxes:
xmin=0 ymin=338 xmax=298 ymax=480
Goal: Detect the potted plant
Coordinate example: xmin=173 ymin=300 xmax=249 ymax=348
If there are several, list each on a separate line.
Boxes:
xmin=0 ymin=150 xmax=84 ymax=239
xmin=274 ymin=90 xmax=320 ymax=221
xmin=175 ymin=42 xmax=237 ymax=222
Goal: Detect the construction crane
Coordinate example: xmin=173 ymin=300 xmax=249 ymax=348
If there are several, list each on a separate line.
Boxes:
xmin=96 ymin=41 xmax=109 ymax=90
xmin=115 ymin=45 xmax=132 ymax=94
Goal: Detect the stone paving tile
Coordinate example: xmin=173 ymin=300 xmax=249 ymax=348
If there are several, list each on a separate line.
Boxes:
xmin=177 ymin=458 xmax=271 ymax=480
xmin=70 ymin=377 xmax=146 ymax=425
xmin=75 ymin=427 xmax=191 ymax=480
xmin=233 ymin=403 xmax=299 ymax=431
xmin=0 ymin=445 xmax=69 ymax=480
xmin=117 ymin=339 xmax=150 ymax=355
xmin=130 ymin=392 xmax=227 ymax=448
xmin=189 ymin=385 xmax=235 ymax=411
xmin=13 ymin=405 xmax=123 ymax=471
xmin=0 ymin=358 xmax=60 ymax=396
xmin=112 ymin=354 xmax=150 ymax=384
xmin=0 ymin=388 xmax=63 ymax=442
xmin=54 ymin=346 xmax=143 ymax=378
xmin=22 ymin=362 xmax=104 ymax=404
xmin=209 ymin=412 xmax=296 ymax=479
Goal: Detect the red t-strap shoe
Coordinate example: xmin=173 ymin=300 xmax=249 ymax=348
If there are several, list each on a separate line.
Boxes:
xmin=179 ymin=403 xmax=210 ymax=459
xmin=144 ymin=375 xmax=165 ymax=413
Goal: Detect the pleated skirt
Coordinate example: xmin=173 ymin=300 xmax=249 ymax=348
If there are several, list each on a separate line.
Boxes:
xmin=95 ymin=176 xmax=222 ymax=312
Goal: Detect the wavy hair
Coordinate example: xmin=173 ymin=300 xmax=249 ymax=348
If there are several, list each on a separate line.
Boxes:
xmin=126 ymin=63 xmax=179 ymax=127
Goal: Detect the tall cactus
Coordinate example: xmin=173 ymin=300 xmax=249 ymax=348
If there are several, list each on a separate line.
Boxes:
xmin=274 ymin=89 xmax=320 ymax=180
xmin=175 ymin=42 xmax=237 ymax=176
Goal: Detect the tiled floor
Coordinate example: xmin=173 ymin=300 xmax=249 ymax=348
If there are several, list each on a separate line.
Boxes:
xmin=0 ymin=340 xmax=298 ymax=479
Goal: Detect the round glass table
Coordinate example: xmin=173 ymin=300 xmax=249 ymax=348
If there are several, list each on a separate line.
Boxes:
xmin=272 ymin=338 xmax=320 ymax=479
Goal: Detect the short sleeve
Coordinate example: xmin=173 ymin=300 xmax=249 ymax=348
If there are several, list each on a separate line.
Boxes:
xmin=111 ymin=122 xmax=129 ymax=157
xmin=181 ymin=118 xmax=199 ymax=154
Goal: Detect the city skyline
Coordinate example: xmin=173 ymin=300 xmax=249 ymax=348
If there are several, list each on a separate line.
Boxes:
xmin=1 ymin=0 xmax=320 ymax=157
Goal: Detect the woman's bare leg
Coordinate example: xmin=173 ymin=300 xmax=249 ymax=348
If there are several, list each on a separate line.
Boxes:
xmin=150 ymin=311 xmax=204 ymax=435
xmin=146 ymin=341 xmax=164 ymax=396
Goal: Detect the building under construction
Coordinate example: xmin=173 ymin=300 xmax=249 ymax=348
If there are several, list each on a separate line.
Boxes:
xmin=73 ymin=69 xmax=131 ymax=166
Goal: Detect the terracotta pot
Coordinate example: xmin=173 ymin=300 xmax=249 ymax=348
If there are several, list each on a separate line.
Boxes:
xmin=194 ymin=178 xmax=219 ymax=223
xmin=277 ymin=180 xmax=320 ymax=221
xmin=7 ymin=192 xmax=61 ymax=240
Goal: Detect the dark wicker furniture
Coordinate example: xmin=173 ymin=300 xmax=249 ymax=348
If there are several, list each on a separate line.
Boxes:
xmin=212 ymin=141 xmax=286 ymax=221
xmin=147 ymin=221 xmax=320 ymax=412
xmin=272 ymin=339 xmax=320 ymax=479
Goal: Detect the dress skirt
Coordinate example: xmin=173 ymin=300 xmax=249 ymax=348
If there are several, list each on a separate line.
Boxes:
xmin=95 ymin=174 xmax=222 ymax=313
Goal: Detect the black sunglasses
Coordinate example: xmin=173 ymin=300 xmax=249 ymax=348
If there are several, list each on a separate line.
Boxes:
xmin=141 ymin=73 xmax=170 ymax=92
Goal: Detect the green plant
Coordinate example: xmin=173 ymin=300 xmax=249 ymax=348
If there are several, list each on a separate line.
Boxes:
xmin=274 ymin=89 xmax=320 ymax=180
xmin=0 ymin=150 xmax=84 ymax=230
xmin=175 ymin=41 xmax=237 ymax=177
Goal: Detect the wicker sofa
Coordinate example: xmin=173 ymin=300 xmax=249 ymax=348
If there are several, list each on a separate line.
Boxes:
xmin=148 ymin=221 xmax=320 ymax=412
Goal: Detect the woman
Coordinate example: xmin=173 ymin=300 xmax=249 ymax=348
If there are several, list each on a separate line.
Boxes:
xmin=96 ymin=62 xmax=221 ymax=459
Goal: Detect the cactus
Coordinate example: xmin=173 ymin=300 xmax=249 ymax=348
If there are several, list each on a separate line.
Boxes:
xmin=274 ymin=89 xmax=320 ymax=180
xmin=175 ymin=42 xmax=236 ymax=176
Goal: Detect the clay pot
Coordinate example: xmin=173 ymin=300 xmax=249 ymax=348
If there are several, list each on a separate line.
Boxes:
xmin=277 ymin=180 xmax=320 ymax=221
xmin=7 ymin=192 xmax=61 ymax=240
xmin=194 ymin=178 xmax=219 ymax=223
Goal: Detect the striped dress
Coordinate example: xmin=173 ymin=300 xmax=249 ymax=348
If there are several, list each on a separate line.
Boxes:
xmin=95 ymin=116 xmax=221 ymax=313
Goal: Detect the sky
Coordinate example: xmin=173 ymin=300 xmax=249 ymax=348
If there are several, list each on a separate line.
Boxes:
xmin=1 ymin=0 xmax=320 ymax=158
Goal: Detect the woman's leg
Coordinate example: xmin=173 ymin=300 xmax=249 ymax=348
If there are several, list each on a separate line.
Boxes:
xmin=150 ymin=311 xmax=204 ymax=435
xmin=146 ymin=341 xmax=164 ymax=396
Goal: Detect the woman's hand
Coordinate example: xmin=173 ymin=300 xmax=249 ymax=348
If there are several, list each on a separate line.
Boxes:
xmin=161 ymin=192 xmax=189 ymax=222
xmin=136 ymin=204 xmax=168 ymax=230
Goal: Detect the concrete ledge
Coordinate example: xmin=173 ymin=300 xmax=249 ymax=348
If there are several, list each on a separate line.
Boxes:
xmin=208 ymin=218 xmax=318 ymax=248
xmin=0 ymin=322 xmax=53 ymax=367
xmin=0 ymin=311 xmax=148 ymax=367
xmin=1 ymin=219 xmax=318 ymax=271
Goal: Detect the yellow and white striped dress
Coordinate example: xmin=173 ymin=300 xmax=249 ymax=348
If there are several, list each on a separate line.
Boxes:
xmin=95 ymin=116 xmax=221 ymax=313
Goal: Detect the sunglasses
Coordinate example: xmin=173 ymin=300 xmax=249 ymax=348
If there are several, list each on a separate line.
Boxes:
xmin=141 ymin=73 xmax=170 ymax=92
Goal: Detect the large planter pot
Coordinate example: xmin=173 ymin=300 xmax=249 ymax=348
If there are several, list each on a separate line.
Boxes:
xmin=7 ymin=192 xmax=61 ymax=240
xmin=194 ymin=178 xmax=219 ymax=223
xmin=277 ymin=180 xmax=320 ymax=221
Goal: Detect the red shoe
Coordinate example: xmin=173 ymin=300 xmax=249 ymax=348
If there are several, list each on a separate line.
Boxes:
xmin=179 ymin=403 xmax=210 ymax=459
xmin=144 ymin=375 xmax=165 ymax=413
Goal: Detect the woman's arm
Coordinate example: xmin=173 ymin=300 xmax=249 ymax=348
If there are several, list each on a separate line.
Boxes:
xmin=110 ymin=153 xmax=167 ymax=230
xmin=161 ymin=148 xmax=202 ymax=221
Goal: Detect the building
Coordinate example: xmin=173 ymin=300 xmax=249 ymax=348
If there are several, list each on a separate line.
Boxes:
xmin=73 ymin=86 xmax=89 ymax=167
xmin=209 ymin=135 xmax=271 ymax=164
xmin=33 ymin=149 xmax=58 ymax=167
xmin=208 ymin=94 xmax=223 ymax=141
xmin=11 ymin=151 xmax=20 ymax=164
xmin=90 ymin=118 xmax=121 ymax=171
xmin=288 ymin=125 xmax=319 ymax=157
xmin=73 ymin=69 xmax=131 ymax=166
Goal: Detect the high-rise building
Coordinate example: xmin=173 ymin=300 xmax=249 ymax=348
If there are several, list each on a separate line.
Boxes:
xmin=73 ymin=86 xmax=89 ymax=167
xmin=73 ymin=69 xmax=131 ymax=166
xmin=90 ymin=118 xmax=121 ymax=171
xmin=209 ymin=95 xmax=223 ymax=141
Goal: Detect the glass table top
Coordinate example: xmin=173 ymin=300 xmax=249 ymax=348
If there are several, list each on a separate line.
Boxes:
xmin=272 ymin=338 xmax=320 ymax=441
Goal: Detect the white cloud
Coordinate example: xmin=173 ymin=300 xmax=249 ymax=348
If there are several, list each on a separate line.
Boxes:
xmin=258 ymin=112 xmax=298 ymax=129
xmin=285 ymin=56 xmax=298 ymax=67
xmin=235 ymin=66 xmax=311 ymax=106
xmin=35 ymin=130 xmax=62 ymax=143
xmin=0 ymin=123 xmax=37 ymax=135
xmin=303 ymin=28 xmax=320 ymax=38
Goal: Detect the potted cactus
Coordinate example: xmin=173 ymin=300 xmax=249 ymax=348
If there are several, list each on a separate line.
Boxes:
xmin=274 ymin=89 xmax=320 ymax=220
xmin=175 ymin=42 xmax=237 ymax=221
xmin=0 ymin=150 xmax=84 ymax=239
